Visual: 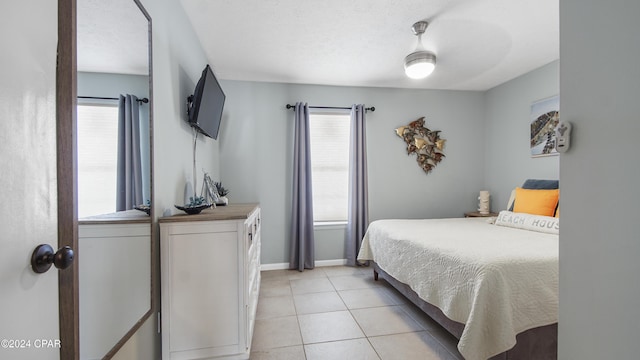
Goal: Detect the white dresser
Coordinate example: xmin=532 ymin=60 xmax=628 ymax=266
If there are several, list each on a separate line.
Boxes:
xmin=159 ymin=204 xmax=261 ymax=360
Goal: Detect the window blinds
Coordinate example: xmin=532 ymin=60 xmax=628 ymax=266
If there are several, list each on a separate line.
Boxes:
xmin=309 ymin=113 xmax=350 ymax=222
xmin=77 ymin=104 xmax=119 ymax=217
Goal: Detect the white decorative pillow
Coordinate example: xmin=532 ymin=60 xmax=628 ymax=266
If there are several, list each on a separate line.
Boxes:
xmin=494 ymin=210 xmax=559 ymax=234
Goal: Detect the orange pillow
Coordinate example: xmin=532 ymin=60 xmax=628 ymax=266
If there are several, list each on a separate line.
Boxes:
xmin=513 ymin=187 xmax=559 ymax=217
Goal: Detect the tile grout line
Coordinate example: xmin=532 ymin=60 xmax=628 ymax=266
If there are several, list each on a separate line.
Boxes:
xmin=290 ymin=276 xmax=307 ymax=343
xmin=343 ymin=287 xmax=385 ymax=360
xmin=290 ymin=276 xmax=308 ymax=360
xmin=256 ymin=267 xmax=462 ymax=359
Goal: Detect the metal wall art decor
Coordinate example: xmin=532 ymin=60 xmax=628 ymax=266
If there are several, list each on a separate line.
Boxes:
xmin=395 ymin=117 xmax=446 ymax=174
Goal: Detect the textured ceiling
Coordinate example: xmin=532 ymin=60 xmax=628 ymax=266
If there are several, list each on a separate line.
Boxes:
xmin=76 ymin=0 xmax=558 ymax=91
xmin=77 ymin=0 xmax=149 ymax=75
xmin=180 ymin=0 xmax=558 ymax=91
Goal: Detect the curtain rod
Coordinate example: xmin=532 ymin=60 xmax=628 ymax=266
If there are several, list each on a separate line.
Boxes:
xmin=285 ymin=104 xmax=375 ymax=112
xmin=78 ymin=96 xmax=149 ymax=104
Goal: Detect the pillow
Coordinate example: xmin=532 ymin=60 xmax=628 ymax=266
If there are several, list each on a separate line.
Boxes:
xmin=512 ymin=187 xmax=559 ymax=217
xmin=508 ymin=179 xmax=559 ymax=211
xmin=521 ymin=179 xmax=559 ymax=190
xmin=495 ymin=210 xmax=559 ymax=234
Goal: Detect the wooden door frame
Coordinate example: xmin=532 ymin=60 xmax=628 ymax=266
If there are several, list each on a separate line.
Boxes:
xmin=57 ymin=0 xmax=79 ymax=358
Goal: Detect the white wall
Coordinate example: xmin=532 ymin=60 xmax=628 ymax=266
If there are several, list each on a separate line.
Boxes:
xmin=219 ymin=62 xmax=561 ymax=265
xmin=219 ymin=80 xmax=486 ymax=264
xmin=145 ymin=0 xmax=220 ymax=216
xmin=484 ymin=61 xmax=560 ymax=210
xmin=77 ymin=72 xmax=149 ymax=99
xmin=559 ymin=1 xmax=640 ymax=358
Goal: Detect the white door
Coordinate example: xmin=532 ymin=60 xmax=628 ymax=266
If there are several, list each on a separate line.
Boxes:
xmin=0 ymin=1 xmax=62 ymax=359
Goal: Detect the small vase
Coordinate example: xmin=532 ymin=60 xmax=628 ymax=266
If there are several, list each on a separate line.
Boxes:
xmin=478 ymin=191 xmax=490 ymax=215
xmin=219 ymin=196 xmax=229 ymax=206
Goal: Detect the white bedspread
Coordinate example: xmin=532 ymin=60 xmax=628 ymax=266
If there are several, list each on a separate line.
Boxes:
xmin=357 ymin=217 xmax=558 ymax=360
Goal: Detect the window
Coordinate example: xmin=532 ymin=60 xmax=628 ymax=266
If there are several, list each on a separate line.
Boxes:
xmin=77 ymin=103 xmax=119 ymax=217
xmin=309 ymin=112 xmax=350 ymax=222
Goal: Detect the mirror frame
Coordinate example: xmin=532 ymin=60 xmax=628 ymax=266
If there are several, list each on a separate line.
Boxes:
xmin=103 ymin=0 xmax=154 ymax=358
xmin=57 ymin=0 xmax=155 ymax=358
xmin=57 ymin=0 xmax=79 ymax=357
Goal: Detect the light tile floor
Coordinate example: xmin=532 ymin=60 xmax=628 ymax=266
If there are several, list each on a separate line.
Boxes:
xmin=250 ymin=266 xmax=464 ymax=360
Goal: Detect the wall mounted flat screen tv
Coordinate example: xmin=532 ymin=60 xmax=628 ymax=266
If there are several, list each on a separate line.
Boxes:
xmin=187 ymin=64 xmax=226 ymax=139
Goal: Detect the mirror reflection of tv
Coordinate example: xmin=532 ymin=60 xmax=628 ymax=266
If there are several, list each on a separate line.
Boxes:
xmin=187 ymin=64 xmax=225 ymax=139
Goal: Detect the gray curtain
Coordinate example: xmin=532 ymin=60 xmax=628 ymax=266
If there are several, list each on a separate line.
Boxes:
xmin=346 ymin=104 xmax=369 ymax=266
xmin=116 ymin=94 xmax=143 ymax=211
xmin=289 ymin=102 xmax=315 ymax=271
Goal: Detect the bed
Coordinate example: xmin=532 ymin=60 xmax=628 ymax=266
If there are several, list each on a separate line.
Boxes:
xmin=357 ymin=215 xmax=558 ymax=360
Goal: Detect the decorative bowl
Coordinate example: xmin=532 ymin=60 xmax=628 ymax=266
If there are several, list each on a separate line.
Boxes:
xmin=175 ymin=203 xmax=212 ymax=215
xmin=134 ymin=204 xmax=151 ymax=215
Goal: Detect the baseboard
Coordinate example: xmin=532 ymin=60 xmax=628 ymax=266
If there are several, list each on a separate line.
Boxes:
xmin=316 ymin=259 xmax=348 ymax=267
xmin=260 ymin=263 xmax=289 ymax=271
xmin=260 ymin=259 xmax=347 ymax=271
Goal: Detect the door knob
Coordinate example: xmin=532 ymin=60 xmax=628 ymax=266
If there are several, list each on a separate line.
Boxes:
xmin=31 ymin=244 xmax=74 ymax=274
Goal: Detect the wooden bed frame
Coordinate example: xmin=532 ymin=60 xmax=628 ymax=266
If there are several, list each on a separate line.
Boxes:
xmin=372 ymin=262 xmax=557 ymax=360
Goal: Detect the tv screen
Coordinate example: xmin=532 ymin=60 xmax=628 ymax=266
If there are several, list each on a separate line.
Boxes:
xmin=187 ymin=64 xmax=226 ymax=139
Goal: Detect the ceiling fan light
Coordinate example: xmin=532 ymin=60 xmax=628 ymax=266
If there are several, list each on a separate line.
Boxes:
xmin=404 ymin=51 xmax=436 ymax=79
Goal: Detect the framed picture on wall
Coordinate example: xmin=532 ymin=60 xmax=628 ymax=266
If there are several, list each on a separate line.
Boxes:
xmin=530 ymin=95 xmax=560 ymax=157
